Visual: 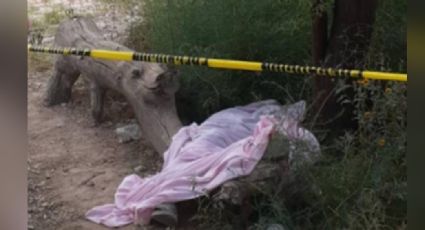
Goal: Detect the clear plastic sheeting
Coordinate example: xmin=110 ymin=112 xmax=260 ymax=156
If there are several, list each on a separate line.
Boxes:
xmin=86 ymin=100 xmax=320 ymax=227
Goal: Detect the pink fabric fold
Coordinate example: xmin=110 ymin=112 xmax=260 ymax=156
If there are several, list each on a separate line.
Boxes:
xmin=86 ymin=100 xmax=287 ymax=227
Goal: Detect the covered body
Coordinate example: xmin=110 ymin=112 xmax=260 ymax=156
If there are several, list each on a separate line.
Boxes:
xmin=85 ymin=100 xmax=320 ymax=227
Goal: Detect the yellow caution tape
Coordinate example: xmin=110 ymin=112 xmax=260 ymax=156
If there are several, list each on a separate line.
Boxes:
xmin=28 ymin=44 xmax=407 ymax=82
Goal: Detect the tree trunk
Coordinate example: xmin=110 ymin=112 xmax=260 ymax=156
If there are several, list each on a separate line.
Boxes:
xmin=326 ymin=0 xmax=378 ymax=68
xmin=312 ymin=0 xmax=335 ymax=128
xmin=312 ymin=0 xmax=378 ymax=131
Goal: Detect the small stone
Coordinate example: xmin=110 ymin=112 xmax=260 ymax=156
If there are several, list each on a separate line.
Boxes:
xmin=28 ymin=225 xmax=35 ymax=230
xmin=42 ymin=202 xmax=49 ymax=207
xmin=115 ymin=123 xmax=141 ymax=143
xmin=61 ymin=103 xmax=67 ymax=107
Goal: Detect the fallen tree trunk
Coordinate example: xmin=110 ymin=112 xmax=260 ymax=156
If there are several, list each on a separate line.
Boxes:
xmin=45 ymin=16 xmax=182 ymax=154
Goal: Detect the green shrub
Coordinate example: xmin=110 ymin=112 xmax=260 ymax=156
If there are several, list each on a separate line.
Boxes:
xmin=295 ymin=79 xmax=406 ymax=229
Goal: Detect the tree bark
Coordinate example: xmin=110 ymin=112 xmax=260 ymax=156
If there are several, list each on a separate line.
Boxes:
xmin=312 ymin=0 xmax=335 ymax=127
xmin=312 ymin=0 xmax=378 ymax=130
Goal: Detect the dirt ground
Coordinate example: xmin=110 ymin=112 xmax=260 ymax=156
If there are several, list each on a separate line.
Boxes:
xmin=27 ymin=68 xmax=170 ymax=230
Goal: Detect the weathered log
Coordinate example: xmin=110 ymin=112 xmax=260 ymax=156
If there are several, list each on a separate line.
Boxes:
xmin=45 ymin=16 xmax=182 ymax=154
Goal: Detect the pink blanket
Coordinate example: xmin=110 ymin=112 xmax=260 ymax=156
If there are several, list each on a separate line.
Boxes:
xmin=85 ymin=100 xmax=306 ymax=227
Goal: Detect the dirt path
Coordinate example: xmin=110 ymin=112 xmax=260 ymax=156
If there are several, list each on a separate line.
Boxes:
xmin=27 ymin=68 xmax=164 ymax=230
